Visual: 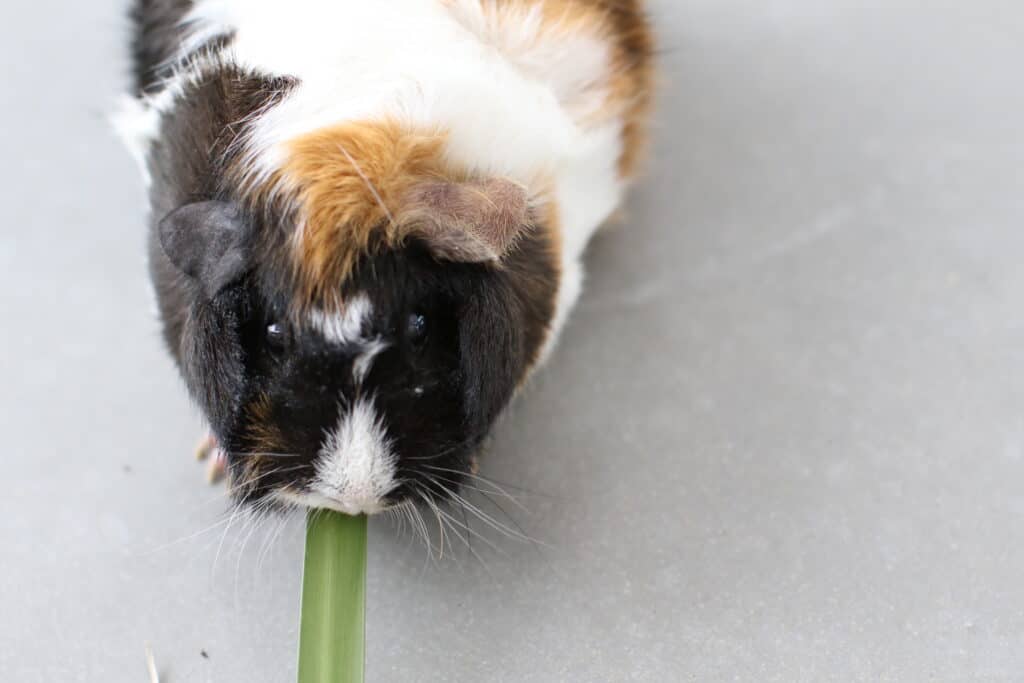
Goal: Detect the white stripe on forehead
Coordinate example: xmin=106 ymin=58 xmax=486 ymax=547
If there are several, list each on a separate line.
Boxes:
xmin=308 ymin=293 xmax=372 ymax=344
xmin=307 ymin=293 xmax=387 ymax=383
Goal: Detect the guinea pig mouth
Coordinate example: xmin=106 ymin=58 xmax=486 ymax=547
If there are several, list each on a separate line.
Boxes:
xmin=273 ymin=488 xmax=395 ymax=516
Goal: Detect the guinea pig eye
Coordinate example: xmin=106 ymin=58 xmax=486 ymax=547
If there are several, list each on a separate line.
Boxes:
xmin=406 ymin=313 xmax=428 ymax=346
xmin=265 ymin=321 xmax=288 ymax=351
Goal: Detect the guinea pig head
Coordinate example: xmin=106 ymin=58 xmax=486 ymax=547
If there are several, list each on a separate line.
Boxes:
xmin=158 ymin=172 xmax=559 ymax=514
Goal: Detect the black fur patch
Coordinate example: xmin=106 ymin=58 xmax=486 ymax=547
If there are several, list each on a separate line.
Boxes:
xmin=180 ymin=286 xmax=248 ymax=432
xmin=129 ymin=0 xmax=195 ymax=94
xmin=143 ymin=63 xmax=294 ymax=362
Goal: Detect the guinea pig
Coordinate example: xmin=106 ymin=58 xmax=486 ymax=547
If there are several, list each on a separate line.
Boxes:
xmin=116 ymin=0 xmax=654 ymax=515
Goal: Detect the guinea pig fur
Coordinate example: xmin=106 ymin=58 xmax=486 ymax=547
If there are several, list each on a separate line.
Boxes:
xmin=116 ymin=0 xmax=654 ymax=515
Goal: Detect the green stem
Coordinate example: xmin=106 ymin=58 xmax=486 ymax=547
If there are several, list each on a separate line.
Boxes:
xmin=298 ymin=510 xmax=367 ymax=683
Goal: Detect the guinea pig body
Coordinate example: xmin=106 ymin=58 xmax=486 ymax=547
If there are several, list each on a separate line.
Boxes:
xmin=117 ymin=0 xmax=653 ymax=514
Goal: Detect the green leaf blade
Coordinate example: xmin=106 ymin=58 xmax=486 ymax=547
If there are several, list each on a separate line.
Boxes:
xmin=298 ymin=510 xmax=367 ymax=683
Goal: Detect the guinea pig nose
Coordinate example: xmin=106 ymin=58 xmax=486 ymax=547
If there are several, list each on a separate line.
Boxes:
xmin=311 ymin=398 xmax=398 ymax=515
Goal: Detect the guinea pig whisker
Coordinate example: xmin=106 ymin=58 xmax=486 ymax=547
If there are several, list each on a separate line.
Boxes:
xmin=434 ymin=500 xmax=473 ymax=567
xmin=412 ymin=487 xmax=449 ymax=563
xmin=401 ymin=436 xmax=480 ymax=463
xmin=409 ymin=493 xmax=441 ymax=569
xmin=430 ymin=480 xmax=541 ymax=546
xmin=433 ymin=484 xmax=538 ymax=559
xmin=411 ymin=478 xmax=507 ymax=568
xmin=226 ymin=465 xmax=294 ymax=490
xmin=420 ymin=465 xmax=530 ymax=513
xmin=418 ymin=465 xmax=518 ymax=503
xmin=211 ymin=499 xmax=246 ymax=584
xmin=391 ymin=499 xmax=409 ymax=536
xmin=436 ymin=504 xmax=491 ymax=571
xmin=399 ymin=490 xmax=429 ymax=554
xmin=255 ymin=507 xmax=292 ymax=573
xmin=397 ymin=500 xmax=423 ymax=551
xmin=402 ymin=446 xmax=461 ymax=461
xmin=421 ymin=463 xmax=541 ymax=496
xmin=141 ymin=514 xmax=236 ymax=555
xmin=233 ymin=503 xmax=271 ymax=605
xmin=471 ymin=488 xmax=547 ymax=551
xmin=414 ymin=484 xmax=480 ymax=567
xmin=382 ymin=501 xmax=404 ymax=537
xmin=433 ymin=502 xmax=503 ymax=558
xmin=458 ymin=501 xmax=474 ymax=560
xmin=226 ymin=463 xmax=309 ymax=497
xmin=419 ymin=492 xmax=450 ymax=560
xmin=428 ymin=475 xmax=529 ymax=518
xmin=232 ymin=494 xmax=293 ymax=605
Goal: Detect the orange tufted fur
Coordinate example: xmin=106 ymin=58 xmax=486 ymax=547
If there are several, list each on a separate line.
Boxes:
xmin=281 ymin=120 xmax=452 ymax=307
xmin=279 ymin=120 xmax=552 ymax=310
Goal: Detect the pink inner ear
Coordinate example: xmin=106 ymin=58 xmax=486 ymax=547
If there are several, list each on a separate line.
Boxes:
xmin=402 ymin=177 xmax=530 ymax=262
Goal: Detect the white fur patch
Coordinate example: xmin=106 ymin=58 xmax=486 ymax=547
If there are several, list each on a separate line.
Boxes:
xmin=111 ymin=95 xmax=161 ymax=186
xmin=538 ymin=255 xmax=585 ymax=365
xmin=308 ymin=293 xmax=373 ymax=345
xmin=445 ymin=0 xmax=615 ymax=122
xmin=308 ymin=397 xmax=397 ymax=514
xmin=352 ymin=339 xmax=388 ymax=384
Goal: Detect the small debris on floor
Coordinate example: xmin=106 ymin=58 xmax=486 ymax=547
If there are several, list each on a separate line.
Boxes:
xmin=200 ymin=649 xmax=209 ymax=659
xmin=122 ymin=465 xmax=132 ymax=474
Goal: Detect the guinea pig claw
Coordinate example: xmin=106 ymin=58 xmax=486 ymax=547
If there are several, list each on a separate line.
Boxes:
xmin=196 ymin=433 xmax=227 ymax=484
xmin=195 ymin=433 xmax=217 ymax=461
xmin=205 ymin=448 xmax=228 ymax=484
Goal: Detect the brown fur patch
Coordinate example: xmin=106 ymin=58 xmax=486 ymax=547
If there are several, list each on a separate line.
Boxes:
xmin=598 ymin=1 xmax=656 ymax=177
xmin=230 ymin=393 xmax=285 ymax=496
xmin=524 ymin=0 xmax=654 ymax=176
xmin=278 ymin=120 xmax=550 ymax=311
xmin=281 ymin=120 xmax=453 ymax=308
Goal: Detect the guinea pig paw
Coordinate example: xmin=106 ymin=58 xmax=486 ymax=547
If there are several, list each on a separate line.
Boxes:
xmin=205 ymin=448 xmax=228 ymax=485
xmin=195 ymin=432 xmax=217 ymax=461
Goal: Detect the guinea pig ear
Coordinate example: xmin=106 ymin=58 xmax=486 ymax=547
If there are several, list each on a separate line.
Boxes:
xmin=402 ymin=177 xmax=531 ymax=263
xmin=158 ymin=201 xmax=251 ymax=298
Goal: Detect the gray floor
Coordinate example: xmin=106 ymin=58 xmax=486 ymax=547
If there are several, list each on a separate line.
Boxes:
xmin=3 ymin=1 xmax=1024 ymax=681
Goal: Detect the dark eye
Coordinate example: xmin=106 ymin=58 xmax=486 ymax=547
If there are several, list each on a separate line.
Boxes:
xmin=266 ymin=321 xmax=288 ymax=351
xmin=406 ymin=313 xmax=428 ymax=346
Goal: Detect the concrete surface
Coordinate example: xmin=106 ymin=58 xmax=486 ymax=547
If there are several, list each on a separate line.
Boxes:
xmin=3 ymin=1 xmax=1024 ymax=681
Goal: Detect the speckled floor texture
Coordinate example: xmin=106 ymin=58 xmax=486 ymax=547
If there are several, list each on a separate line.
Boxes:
xmin=3 ymin=1 xmax=1024 ymax=681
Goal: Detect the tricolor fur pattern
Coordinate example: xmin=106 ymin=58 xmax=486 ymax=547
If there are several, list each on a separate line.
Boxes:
xmin=119 ymin=0 xmax=653 ymax=514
